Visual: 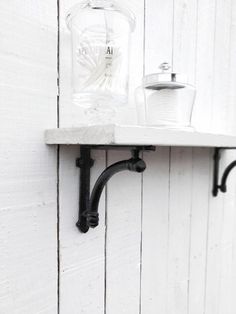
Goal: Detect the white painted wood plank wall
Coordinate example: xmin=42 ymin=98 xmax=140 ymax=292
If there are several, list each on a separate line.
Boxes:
xmin=0 ymin=1 xmax=58 ymax=313
xmin=59 ymin=0 xmax=236 ymax=313
xmin=1 ymin=0 xmax=236 ymax=313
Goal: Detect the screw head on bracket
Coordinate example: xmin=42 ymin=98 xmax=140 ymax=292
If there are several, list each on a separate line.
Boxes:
xmin=128 ymin=158 xmax=146 ymax=173
xmin=76 ymin=158 xmax=94 ymax=168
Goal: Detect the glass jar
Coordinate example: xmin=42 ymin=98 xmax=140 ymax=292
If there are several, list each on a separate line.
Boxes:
xmin=66 ymin=0 xmax=135 ymax=124
xmin=136 ymin=63 xmax=196 ymax=129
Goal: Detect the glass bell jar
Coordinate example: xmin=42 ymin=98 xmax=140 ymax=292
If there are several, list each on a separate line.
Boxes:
xmin=136 ymin=62 xmax=196 ymax=130
xmin=66 ymin=0 xmax=135 ymax=124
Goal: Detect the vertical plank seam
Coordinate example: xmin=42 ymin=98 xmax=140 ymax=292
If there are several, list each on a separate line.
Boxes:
xmin=232 ymin=164 xmax=236 ymax=289
xmin=166 ymin=148 xmax=171 ymax=312
xmin=192 ymin=0 xmax=199 ymax=124
xmin=217 ymin=192 xmax=225 ymax=314
xmin=187 ymin=149 xmax=194 ymax=314
xmin=228 ymin=1 xmax=235 ymax=291
xmin=104 ymin=151 xmax=108 ymax=314
xmin=227 ymin=5 xmax=236 ymax=306
xmin=139 ymin=151 xmax=144 ymax=314
xmin=167 ymin=0 xmax=174 ymax=310
xmin=188 ymin=4 xmax=199 ymax=311
xmin=227 ymin=0 xmax=234 ymax=133
xmin=166 ymin=1 xmax=175 ymax=310
xmin=204 ymin=0 xmax=217 ymax=305
xmin=57 ymin=0 xmax=61 ymax=313
xmin=217 ymin=153 xmax=228 ymax=314
xmin=143 ymin=0 xmax=146 ymax=76
xmin=171 ymin=0 xmax=175 ymax=69
xmin=193 ymin=0 xmax=199 ymax=84
xmin=139 ymin=2 xmax=146 ymax=312
xmin=57 ymin=148 xmax=60 ymax=314
xmin=57 ymin=0 xmax=60 ymax=128
xmin=203 ymin=149 xmax=213 ymax=314
xmin=210 ymin=0 xmax=218 ymax=130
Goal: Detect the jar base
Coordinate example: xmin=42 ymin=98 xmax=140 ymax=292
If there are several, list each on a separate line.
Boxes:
xmin=73 ymin=92 xmax=127 ymax=107
xmin=72 ymin=92 xmax=128 ymax=125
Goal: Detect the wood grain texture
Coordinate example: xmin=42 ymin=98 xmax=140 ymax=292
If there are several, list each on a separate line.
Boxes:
xmin=231 ymin=160 xmax=236 ymax=313
xmin=57 ymin=0 xmax=236 ymax=313
xmin=141 ymin=148 xmax=170 ymax=314
xmin=141 ymin=2 xmax=172 ymax=313
xmin=145 ymin=0 xmax=173 ymax=73
xmin=211 ymin=0 xmax=232 ymax=134
xmin=168 ymin=2 xmax=195 ymax=312
xmin=123 ymin=0 xmax=145 ymax=120
xmin=204 ymin=164 xmax=225 ymax=314
xmin=171 ymin=3 xmax=196 ymax=314
xmin=59 ymin=1 xmax=107 ymax=313
xmin=218 ymin=151 xmax=236 ymax=314
xmin=172 ymin=0 xmax=198 ymax=82
xmin=2 ymin=0 xmax=236 ymax=313
xmin=59 ymin=147 xmax=106 ymax=314
xmin=192 ymin=0 xmax=216 ymax=132
xmin=228 ymin=1 xmax=236 ymax=135
xmin=0 ymin=1 xmax=58 ymax=313
xmin=105 ymin=1 xmax=144 ymax=313
xmin=167 ymin=148 xmax=193 ymax=314
xmin=188 ymin=148 xmax=211 ymax=314
xmin=106 ymin=150 xmax=142 ymax=314
xmin=45 ymin=125 xmax=236 ymax=147
xmin=204 ymin=149 xmax=236 ymax=314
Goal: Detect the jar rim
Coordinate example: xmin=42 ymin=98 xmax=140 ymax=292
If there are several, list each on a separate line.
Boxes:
xmin=66 ymin=0 xmax=136 ymax=31
xmin=142 ymin=73 xmax=195 ymax=90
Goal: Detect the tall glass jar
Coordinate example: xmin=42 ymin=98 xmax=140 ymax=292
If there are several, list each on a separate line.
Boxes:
xmin=66 ymin=0 xmax=135 ymax=124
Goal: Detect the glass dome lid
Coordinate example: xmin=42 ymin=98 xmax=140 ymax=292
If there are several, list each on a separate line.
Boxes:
xmin=66 ymin=0 xmax=136 ymax=31
xmin=143 ymin=62 xmax=191 ymax=90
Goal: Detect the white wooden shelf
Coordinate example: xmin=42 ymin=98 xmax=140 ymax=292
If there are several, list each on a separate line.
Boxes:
xmin=45 ymin=125 xmax=236 ymax=232
xmin=45 ymin=125 xmax=236 ymax=148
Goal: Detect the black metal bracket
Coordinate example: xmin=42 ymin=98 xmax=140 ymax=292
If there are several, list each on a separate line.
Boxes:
xmin=76 ymin=145 xmax=155 ymax=233
xmin=213 ymin=147 xmax=236 ymax=197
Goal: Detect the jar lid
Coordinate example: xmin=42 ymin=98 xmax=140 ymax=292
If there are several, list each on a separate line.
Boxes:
xmin=143 ymin=62 xmax=188 ymax=90
xmin=66 ymin=0 xmax=136 ymax=32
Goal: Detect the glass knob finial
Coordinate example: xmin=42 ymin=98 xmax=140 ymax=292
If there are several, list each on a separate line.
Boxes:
xmin=159 ymin=62 xmax=171 ymax=72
